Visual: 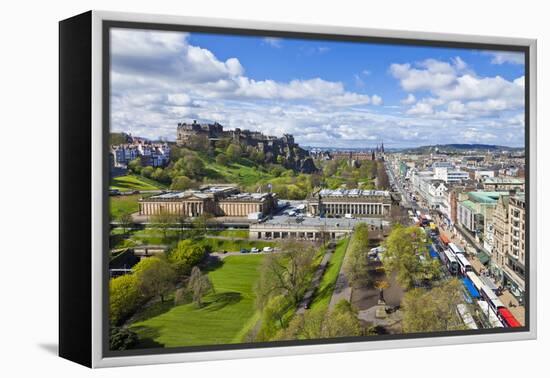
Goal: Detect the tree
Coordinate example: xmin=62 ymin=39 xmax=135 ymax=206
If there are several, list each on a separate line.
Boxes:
xmin=376 ymin=162 xmax=390 ymax=189
xmin=109 ymin=274 xmax=140 ymax=324
xmin=169 ymin=239 xmax=207 ymax=276
xmin=191 ymin=214 xmax=211 ymax=238
xmin=226 ymin=143 xmax=242 ymax=161
xmin=128 ymin=157 xmax=142 ymax=174
xmin=117 ymin=210 xmax=133 ymax=237
xmin=275 ymin=299 xmax=361 ymax=341
xmin=110 ymin=326 xmax=138 ymax=351
xmin=382 ymin=225 xmax=429 ymax=289
xmin=151 ymin=167 xmax=170 ymax=183
xmin=133 ymin=257 xmax=176 ymax=303
xmin=170 ymin=175 xmax=194 ymax=191
xmin=402 ymin=278 xmax=465 ymax=333
xmin=344 ymin=223 xmax=370 ymax=288
xmin=187 ymin=266 xmax=214 ymax=307
xmin=215 ymin=153 xmax=229 ymax=166
xmin=255 ymin=240 xmax=316 ymax=308
xmin=150 ymin=209 xmax=175 ymax=242
xmin=141 ymin=165 xmax=154 ymax=178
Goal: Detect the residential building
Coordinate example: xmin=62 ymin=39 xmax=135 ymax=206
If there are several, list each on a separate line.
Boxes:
xmin=483 ymin=177 xmax=525 ymax=192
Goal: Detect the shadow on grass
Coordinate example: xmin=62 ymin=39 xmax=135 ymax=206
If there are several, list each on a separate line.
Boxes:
xmin=131 ymin=299 xmax=175 ymax=323
xmin=202 ymin=291 xmax=242 ymax=312
xmin=129 ymin=325 xmax=165 ymax=349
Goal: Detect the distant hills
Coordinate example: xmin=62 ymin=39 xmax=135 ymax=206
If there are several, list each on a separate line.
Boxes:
xmin=400 ymin=144 xmax=525 ymax=154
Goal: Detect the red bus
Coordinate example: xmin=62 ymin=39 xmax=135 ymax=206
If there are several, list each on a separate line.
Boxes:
xmin=497 ymin=308 xmax=522 ymax=328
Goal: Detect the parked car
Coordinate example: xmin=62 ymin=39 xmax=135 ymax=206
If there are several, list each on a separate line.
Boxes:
xmin=251 ymin=247 xmax=260 ymax=253
xmin=262 ymin=246 xmax=273 ymax=252
xmin=240 ymin=248 xmax=250 ymax=254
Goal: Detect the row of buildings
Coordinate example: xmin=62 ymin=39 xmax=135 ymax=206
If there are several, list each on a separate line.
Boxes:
xmin=389 ymin=151 xmax=527 ymax=301
xmin=138 ymin=185 xmax=278 ymax=218
xmin=111 ymin=140 xmax=171 ymax=168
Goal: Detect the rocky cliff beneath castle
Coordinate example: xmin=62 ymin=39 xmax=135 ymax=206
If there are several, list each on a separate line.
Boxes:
xmin=177 ymin=121 xmax=317 ymax=173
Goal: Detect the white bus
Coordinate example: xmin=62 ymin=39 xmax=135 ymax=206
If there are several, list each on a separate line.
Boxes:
xmin=457 ymin=304 xmax=478 ymax=330
xmin=456 ymin=254 xmax=473 ymax=275
xmin=480 ymin=285 xmax=505 ymax=311
xmin=466 ymin=271 xmax=484 ymax=292
xmin=477 ymin=300 xmax=504 ymax=328
xmin=443 ymin=249 xmax=459 ymax=275
xmin=448 ymin=242 xmax=464 ymax=255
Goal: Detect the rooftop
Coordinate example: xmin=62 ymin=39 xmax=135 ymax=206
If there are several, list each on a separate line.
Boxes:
xmin=483 ymin=177 xmax=525 ymax=184
xmin=316 ymin=189 xmax=390 ymax=198
xmin=468 ymin=191 xmax=508 ymax=204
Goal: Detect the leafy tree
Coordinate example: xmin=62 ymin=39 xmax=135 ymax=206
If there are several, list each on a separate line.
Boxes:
xmin=133 ymin=257 xmax=176 ymax=303
xmin=275 ymin=299 xmax=361 ymax=341
xmin=151 ymin=167 xmax=170 ymax=183
xmin=344 ymin=224 xmax=370 ymax=288
xmin=150 ymin=209 xmax=175 ymax=241
xmin=215 ymin=153 xmax=229 ymax=166
xmin=255 ymin=240 xmax=316 ymax=307
xmin=402 ymin=278 xmax=465 ymax=333
xmin=376 ymin=162 xmax=390 ymax=189
xmin=187 ymin=266 xmax=214 ymax=307
xmin=110 ymin=326 xmax=138 ymax=351
xmin=382 ymin=225 xmax=429 ymax=289
xmin=128 ymin=157 xmax=142 ymax=174
xmin=171 ymin=175 xmax=194 ymax=191
xmin=169 ymin=239 xmax=207 ymax=276
xmin=226 ymin=143 xmax=242 ymax=161
xmin=191 ymin=214 xmax=211 ymax=238
xmin=117 ymin=210 xmax=133 ymax=237
xmin=141 ymin=166 xmax=154 ymax=178
xmin=109 ymin=274 xmax=140 ymax=324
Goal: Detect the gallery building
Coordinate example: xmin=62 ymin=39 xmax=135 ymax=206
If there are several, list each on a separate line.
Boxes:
xmin=306 ymin=189 xmax=392 ymax=217
xmin=138 ymin=185 xmax=277 ymax=218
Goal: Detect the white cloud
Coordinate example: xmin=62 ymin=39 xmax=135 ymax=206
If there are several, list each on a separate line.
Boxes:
xmin=484 ymin=51 xmax=525 ymax=65
xmin=263 ymin=37 xmax=282 ymax=48
xmin=401 ymin=94 xmax=416 ymax=105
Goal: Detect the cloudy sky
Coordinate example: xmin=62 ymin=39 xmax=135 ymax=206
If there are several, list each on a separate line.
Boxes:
xmin=110 ymin=28 xmax=526 ymax=148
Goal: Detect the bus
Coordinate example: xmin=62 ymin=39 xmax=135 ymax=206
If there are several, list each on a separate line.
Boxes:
xmin=448 ymin=242 xmax=464 ymax=255
xmin=497 ymin=308 xmax=522 ymax=328
xmin=457 ymin=304 xmax=478 ymax=330
xmin=477 ymin=300 xmax=504 ymax=328
xmin=462 ymin=277 xmax=481 ymax=299
xmin=466 ymin=271 xmax=485 ymax=292
xmin=480 ymin=285 xmax=505 ymax=312
xmin=443 ymin=249 xmax=459 ymax=275
xmin=439 ymin=234 xmax=450 ymax=246
xmin=456 ymin=254 xmax=473 ymax=275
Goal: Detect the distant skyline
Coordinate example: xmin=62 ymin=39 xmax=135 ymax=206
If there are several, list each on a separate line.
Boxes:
xmin=110 ymin=28 xmax=526 ymax=148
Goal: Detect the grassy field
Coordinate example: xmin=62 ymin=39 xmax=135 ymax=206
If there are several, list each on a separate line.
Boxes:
xmin=196 ymin=237 xmax=275 ymax=252
xmin=130 ymin=254 xmax=264 ymax=348
xmin=110 ymin=194 xmax=148 ymax=219
xmin=110 ymin=174 xmax=166 ymax=191
xmin=208 ymin=229 xmax=249 ymax=238
xmin=309 ymin=237 xmax=349 ymax=313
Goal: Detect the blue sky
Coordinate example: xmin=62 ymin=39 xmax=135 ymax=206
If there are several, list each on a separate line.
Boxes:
xmin=110 ymin=28 xmax=526 ymax=148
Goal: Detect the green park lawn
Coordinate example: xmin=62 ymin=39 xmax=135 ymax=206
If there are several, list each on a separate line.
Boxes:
xmin=110 ymin=174 xmax=166 ymax=191
xmin=110 ymin=194 xmax=147 ymax=219
xmin=130 ymin=254 xmax=264 ymax=348
xmin=309 ymin=237 xmax=349 ymax=313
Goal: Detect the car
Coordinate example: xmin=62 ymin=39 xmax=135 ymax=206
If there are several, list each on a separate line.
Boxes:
xmin=262 ymin=246 xmax=273 ymax=252
xmin=251 ymin=247 xmax=260 ymax=253
xmin=240 ymin=248 xmax=250 ymax=254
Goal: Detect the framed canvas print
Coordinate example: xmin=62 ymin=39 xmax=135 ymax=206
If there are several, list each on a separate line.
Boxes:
xmin=59 ymin=10 xmax=537 ymax=368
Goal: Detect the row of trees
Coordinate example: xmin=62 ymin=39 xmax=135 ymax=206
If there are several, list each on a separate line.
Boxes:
xmin=381 ymin=225 xmax=440 ymax=289
xmin=343 ymin=223 xmax=371 ymax=288
xmin=109 ymin=238 xmax=210 ymax=326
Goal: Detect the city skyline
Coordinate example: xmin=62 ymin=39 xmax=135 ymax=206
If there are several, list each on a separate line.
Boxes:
xmin=110 ymin=28 xmax=526 ymax=148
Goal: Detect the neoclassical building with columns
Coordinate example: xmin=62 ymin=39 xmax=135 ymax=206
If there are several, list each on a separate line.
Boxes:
xmin=138 ymin=185 xmax=277 ymax=218
xmin=306 ymin=189 xmax=392 ymax=217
